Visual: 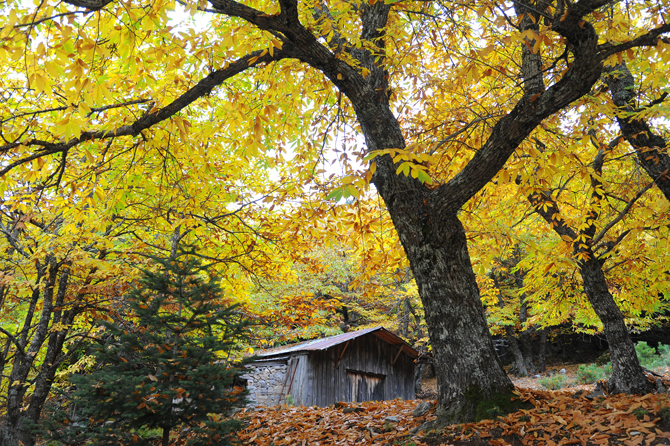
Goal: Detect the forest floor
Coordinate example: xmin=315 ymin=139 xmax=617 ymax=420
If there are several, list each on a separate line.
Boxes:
xmin=218 ymin=363 xmax=670 ymax=446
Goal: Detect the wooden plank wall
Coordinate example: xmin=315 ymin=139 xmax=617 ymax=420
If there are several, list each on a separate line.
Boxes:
xmin=288 ymin=334 xmax=415 ymax=407
xmin=283 ymin=354 xmax=308 ymax=405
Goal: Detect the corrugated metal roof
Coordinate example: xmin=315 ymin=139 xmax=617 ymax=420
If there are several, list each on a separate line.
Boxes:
xmin=257 ymin=326 xmax=419 ymax=359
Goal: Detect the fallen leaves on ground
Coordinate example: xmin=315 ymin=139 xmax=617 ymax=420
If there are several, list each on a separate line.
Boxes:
xmin=234 ymin=399 xmax=436 ymax=445
xmin=230 ymin=387 xmax=670 ymax=446
xmin=436 ymin=388 xmax=670 ymax=446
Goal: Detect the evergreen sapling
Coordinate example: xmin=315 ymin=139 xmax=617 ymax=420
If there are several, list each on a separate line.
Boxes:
xmin=44 ymin=250 xmax=249 ymax=446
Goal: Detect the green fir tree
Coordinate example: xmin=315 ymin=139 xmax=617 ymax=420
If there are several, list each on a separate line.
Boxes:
xmin=44 ymin=249 xmax=249 ymax=446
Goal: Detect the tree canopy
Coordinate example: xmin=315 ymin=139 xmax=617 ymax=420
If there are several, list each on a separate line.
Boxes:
xmin=0 ymin=0 xmax=669 ymax=440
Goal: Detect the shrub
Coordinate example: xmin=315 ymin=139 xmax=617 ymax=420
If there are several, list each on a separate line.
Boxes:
xmin=538 ymin=374 xmax=571 ymax=390
xmin=577 ymin=364 xmax=609 ymax=384
xmin=657 ymin=345 xmax=670 ymax=369
xmin=635 ymin=341 xmax=658 ymax=369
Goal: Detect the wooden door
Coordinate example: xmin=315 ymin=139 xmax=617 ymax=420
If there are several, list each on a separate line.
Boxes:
xmin=347 ymin=371 xmax=385 ymax=402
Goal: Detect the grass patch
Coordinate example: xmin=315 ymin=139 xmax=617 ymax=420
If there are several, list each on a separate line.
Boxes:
xmin=538 ymin=374 xmax=571 ymax=390
xmin=577 ymin=363 xmax=610 ymax=384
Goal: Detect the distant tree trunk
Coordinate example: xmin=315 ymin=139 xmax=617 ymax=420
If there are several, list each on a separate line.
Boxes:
xmin=491 ymin=271 xmax=529 ymax=376
xmin=517 ymin=288 xmax=538 ymax=375
xmin=536 ymin=330 xmax=547 ymax=373
xmin=506 ymin=328 xmax=529 ymax=377
xmin=408 ymin=300 xmax=423 ymax=341
xmin=414 ymin=363 xmax=425 ymax=395
xmin=400 ymin=298 xmax=410 ymax=338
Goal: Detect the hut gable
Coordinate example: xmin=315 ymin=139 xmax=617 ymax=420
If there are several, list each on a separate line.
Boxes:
xmin=243 ymin=327 xmax=418 ymax=407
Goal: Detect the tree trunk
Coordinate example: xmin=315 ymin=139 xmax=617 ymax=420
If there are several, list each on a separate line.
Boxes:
xmin=162 ymin=425 xmax=170 ymax=446
xmin=3 ymin=258 xmax=60 ymax=446
xmin=491 ymin=269 xmax=530 ymax=377
xmin=580 ymin=257 xmax=652 ymax=394
xmin=518 ymin=292 xmax=538 ymax=374
xmin=401 ymin=298 xmax=410 ymax=338
xmin=506 ymin=327 xmax=529 ymax=377
xmin=536 ymin=330 xmax=547 ymax=373
xmin=527 ymin=189 xmax=652 ymax=394
xmin=414 ymin=363 xmax=425 ymax=395
xmin=386 ymin=212 xmax=514 ymax=422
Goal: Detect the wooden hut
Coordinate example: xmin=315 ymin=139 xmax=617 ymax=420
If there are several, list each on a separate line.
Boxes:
xmin=243 ymin=326 xmax=418 ymax=407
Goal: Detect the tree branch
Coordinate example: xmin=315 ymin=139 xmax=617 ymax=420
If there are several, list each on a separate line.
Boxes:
xmin=60 ymin=0 xmax=114 ymax=10
xmin=605 ymin=62 xmax=670 ymax=202
xmin=597 ymin=24 xmax=670 ymax=61
xmin=591 ymin=181 xmax=654 ymax=246
xmin=0 ymin=50 xmax=284 ymax=178
xmin=0 ymin=327 xmax=27 ymax=358
xmin=433 ymin=0 xmax=604 ymax=213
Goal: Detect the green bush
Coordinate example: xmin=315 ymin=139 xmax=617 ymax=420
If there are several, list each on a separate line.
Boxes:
xmin=657 ymin=345 xmax=670 ymax=368
xmin=577 ymin=364 xmax=609 ymax=384
xmin=634 ymin=341 xmax=670 ymax=370
xmin=538 ymin=374 xmax=571 ymax=390
xmin=636 ymin=341 xmax=658 ymax=368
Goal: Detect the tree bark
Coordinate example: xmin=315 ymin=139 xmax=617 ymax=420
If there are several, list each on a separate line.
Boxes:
xmin=580 ymin=257 xmax=651 ymax=394
xmin=536 ymin=330 xmax=547 ymax=373
xmin=517 ymin=281 xmax=538 ymax=374
xmin=506 ymin=328 xmax=529 ymax=377
xmin=387 ymin=214 xmax=514 ymax=421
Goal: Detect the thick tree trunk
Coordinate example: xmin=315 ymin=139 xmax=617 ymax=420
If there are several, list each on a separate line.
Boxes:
xmin=580 ymin=257 xmax=652 ymax=394
xmin=384 ymin=211 xmax=514 ymax=422
xmin=332 ymin=55 xmax=516 ymax=420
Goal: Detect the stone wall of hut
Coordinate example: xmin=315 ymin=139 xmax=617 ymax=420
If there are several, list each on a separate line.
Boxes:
xmin=243 ymin=364 xmax=288 ymax=407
